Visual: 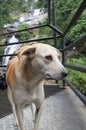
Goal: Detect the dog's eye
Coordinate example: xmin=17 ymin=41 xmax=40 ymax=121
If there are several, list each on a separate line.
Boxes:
xmin=45 ymin=55 xmax=53 ymax=61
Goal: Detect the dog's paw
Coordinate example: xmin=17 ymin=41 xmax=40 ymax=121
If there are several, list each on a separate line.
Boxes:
xmin=13 ymin=123 xmax=18 ymax=128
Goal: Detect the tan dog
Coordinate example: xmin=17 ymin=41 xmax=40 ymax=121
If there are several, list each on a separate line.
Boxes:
xmin=6 ymin=43 xmax=68 ymax=130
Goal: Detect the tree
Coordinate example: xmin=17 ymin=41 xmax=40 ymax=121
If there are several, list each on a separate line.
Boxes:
xmin=0 ymin=0 xmax=13 ymax=27
xmin=35 ymin=0 xmax=47 ymax=9
xmin=0 ymin=0 xmax=33 ymax=28
xmin=17 ymin=23 xmax=33 ymax=41
xmin=36 ymin=0 xmax=86 ymax=48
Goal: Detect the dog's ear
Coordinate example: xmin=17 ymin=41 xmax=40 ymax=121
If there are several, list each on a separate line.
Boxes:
xmin=56 ymin=49 xmax=61 ymax=56
xmin=22 ymin=47 xmax=36 ymax=59
xmin=55 ymin=49 xmax=62 ymax=60
xmin=15 ymin=46 xmax=36 ymax=59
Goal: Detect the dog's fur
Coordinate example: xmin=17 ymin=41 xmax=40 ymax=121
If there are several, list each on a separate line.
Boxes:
xmin=6 ymin=43 xmax=68 ymax=130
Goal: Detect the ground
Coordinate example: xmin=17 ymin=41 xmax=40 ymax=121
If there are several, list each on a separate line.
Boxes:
xmin=0 ymin=86 xmax=86 ymax=130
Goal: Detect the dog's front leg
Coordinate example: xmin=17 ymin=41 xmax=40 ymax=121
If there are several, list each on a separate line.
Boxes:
xmin=31 ymin=103 xmax=36 ymax=122
xmin=14 ymin=105 xmax=24 ymax=130
xmin=33 ymin=102 xmax=44 ymax=130
xmin=8 ymin=87 xmax=24 ymax=130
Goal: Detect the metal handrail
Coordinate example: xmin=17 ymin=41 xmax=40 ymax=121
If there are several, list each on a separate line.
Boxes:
xmin=61 ymin=0 xmax=86 ymax=105
xmin=64 ymin=64 xmax=86 ymax=73
xmin=63 ymin=35 xmax=86 ymax=51
xmin=0 ymin=35 xmax=58 ymax=47
xmin=0 ymin=24 xmax=48 ymax=36
xmin=63 ymin=79 xmax=86 ymax=105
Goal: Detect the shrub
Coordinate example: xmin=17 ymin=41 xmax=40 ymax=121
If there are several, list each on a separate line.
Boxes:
xmin=66 ymin=53 xmax=86 ymax=95
xmin=17 ymin=23 xmax=33 ymax=41
xmin=67 ymin=69 xmax=86 ymax=95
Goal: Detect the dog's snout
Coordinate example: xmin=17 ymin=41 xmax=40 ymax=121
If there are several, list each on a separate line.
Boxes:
xmin=62 ymin=72 xmax=68 ymax=78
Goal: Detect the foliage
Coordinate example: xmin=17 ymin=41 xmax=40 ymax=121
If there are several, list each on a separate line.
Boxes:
xmin=17 ymin=0 xmax=35 ymax=13
xmin=36 ymin=0 xmax=86 ymax=48
xmin=56 ymin=0 xmax=81 ymax=30
xmin=67 ymin=69 xmax=86 ymax=95
xmin=67 ymin=10 xmax=86 ymax=41
xmin=38 ymin=21 xmax=54 ymax=45
xmin=35 ymin=0 xmax=47 ymax=9
xmin=66 ymin=52 xmax=86 ymax=95
xmin=66 ymin=52 xmax=86 ymax=66
xmin=0 ymin=0 xmax=34 ymax=28
xmin=17 ymin=23 xmax=33 ymax=41
xmin=0 ymin=47 xmax=4 ymax=61
xmin=0 ymin=0 xmax=14 ymax=27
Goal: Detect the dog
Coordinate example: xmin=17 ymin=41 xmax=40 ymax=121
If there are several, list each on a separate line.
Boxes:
xmin=6 ymin=43 xmax=68 ymax=130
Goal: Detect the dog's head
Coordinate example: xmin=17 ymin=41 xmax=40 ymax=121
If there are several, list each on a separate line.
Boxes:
xmin=16 ymin=43 xmax=68 ymax=80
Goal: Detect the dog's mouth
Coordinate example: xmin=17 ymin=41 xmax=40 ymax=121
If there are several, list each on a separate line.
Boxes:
xmin=46 ymin=74 xmax=52 ymax=79
xmin=46 ymin=73 xmax=68 ymax=80
xmin=46 ymin=74 xmax=57 ymax=80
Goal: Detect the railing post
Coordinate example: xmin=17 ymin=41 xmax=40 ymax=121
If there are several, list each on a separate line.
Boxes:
xmin=47 ymin=0 xmax=51 ymax=25
xmin=52 ymin=0 xmax=57 ymax=48
xmin=62 ymin=38 xmax=66 ymax=87
xmin=52 ymin=0 xmax=58 ymax=85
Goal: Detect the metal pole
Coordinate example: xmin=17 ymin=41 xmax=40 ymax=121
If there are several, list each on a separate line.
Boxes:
xmin=64 ymin=64 xmax=86 ymax=73
xmin=47 ymin=0 xmax=51 ymax=25
xmin=52 ymin=0 xmax=57 ymax=48
xmin=62 ymin=38 xmax=66 ymax=64
xmin=49 ymin=24 xmax=63 ymax=35
xmin=0 ymin=36 xmax=56 ymax=47
xmin=0 ymin=24 xmax=47 ymax=36
xmin=64 ymin=79 xmax=86 ymax=105
xmin=62 ymin=38 xmax=66 ymax=87
xmin=52 ymin=0 xmax=58 ymax=84
xmin=63 ymin=35 xmax=86 ymax=51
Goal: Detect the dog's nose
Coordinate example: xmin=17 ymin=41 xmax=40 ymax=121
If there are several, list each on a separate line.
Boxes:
xmin=62 ymin=72 xmax=68 ymax=77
